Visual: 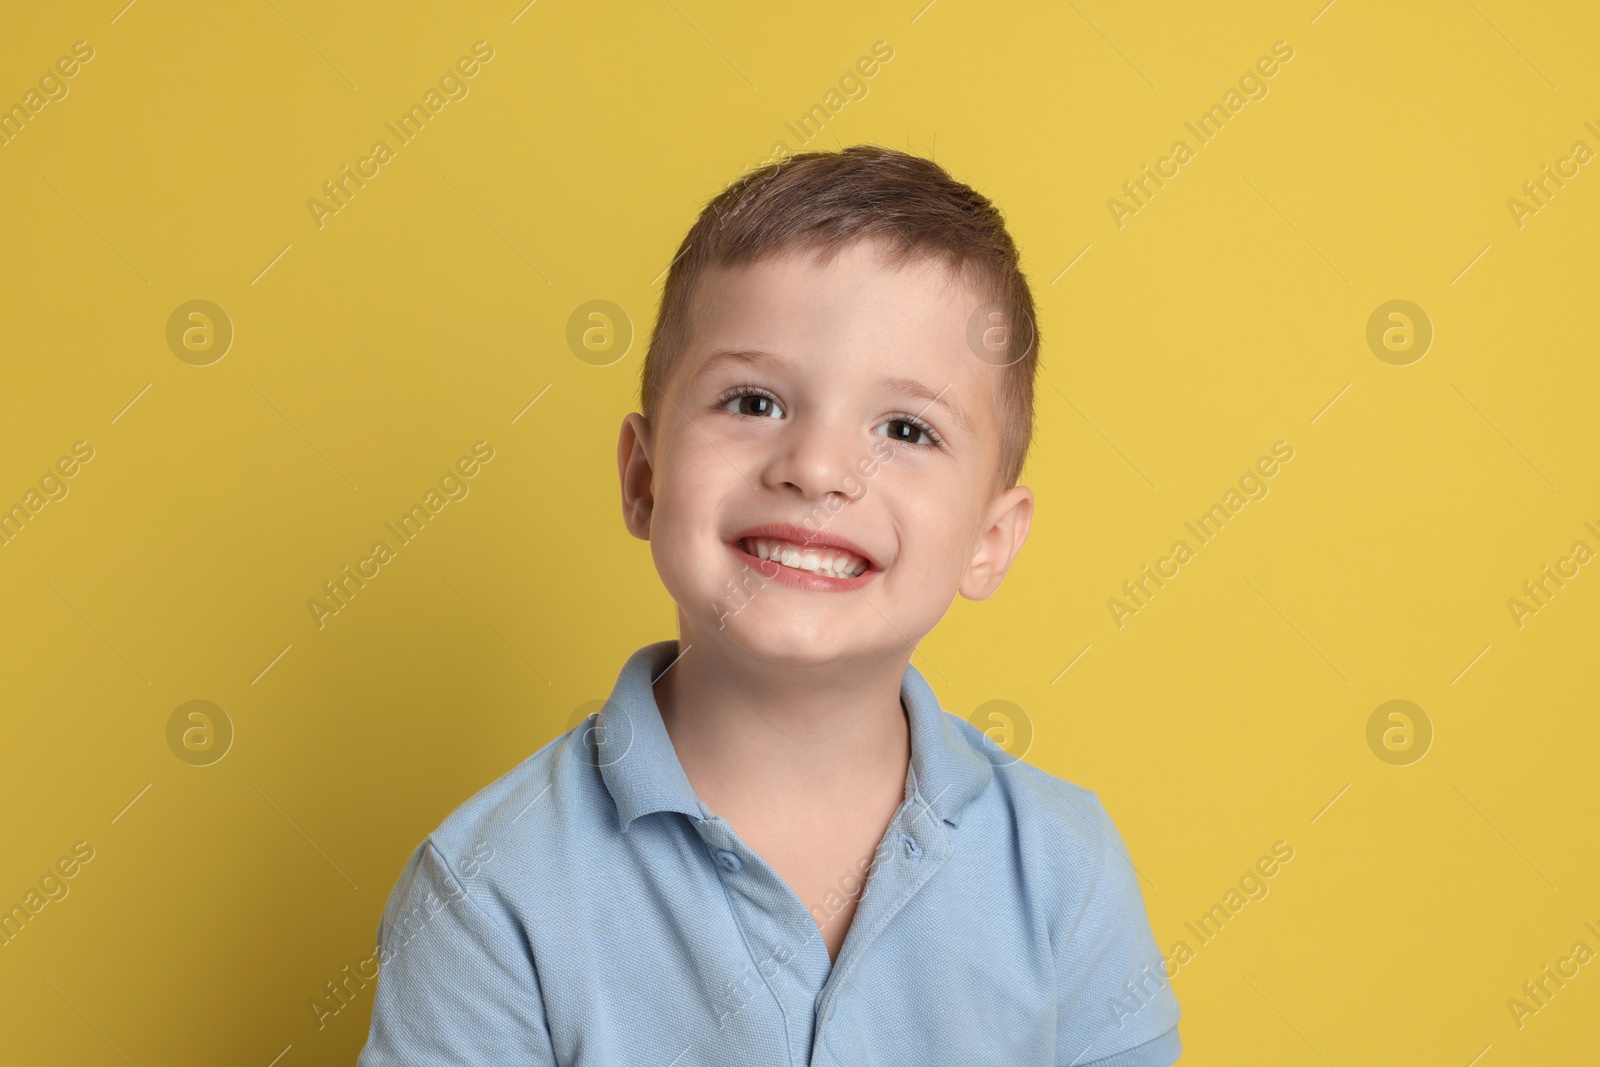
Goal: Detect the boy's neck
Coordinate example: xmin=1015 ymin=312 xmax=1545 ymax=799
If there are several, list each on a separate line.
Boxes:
xmin=650 ymin=634 xmax=913 ymax=814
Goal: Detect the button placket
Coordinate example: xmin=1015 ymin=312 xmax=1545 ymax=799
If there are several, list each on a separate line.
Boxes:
xmin=811 ymin=796 xmax=955 ymax=1036
xmin=695 ymin=815 xmax=831 ymax=1064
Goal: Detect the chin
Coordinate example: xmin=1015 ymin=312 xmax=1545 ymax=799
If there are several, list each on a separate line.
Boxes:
xmin=739 ymin=603 xmax=945 ymax=674
xmin=713 ymin=610 xmax=877 ymax=668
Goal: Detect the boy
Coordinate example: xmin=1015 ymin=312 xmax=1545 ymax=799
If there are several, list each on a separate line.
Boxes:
xmin=358 ymin=145 xmax=1180 ymax=1065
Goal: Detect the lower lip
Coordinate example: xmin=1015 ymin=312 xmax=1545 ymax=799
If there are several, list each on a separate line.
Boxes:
xmin=727 ymin=541 xmax=879 ymax=592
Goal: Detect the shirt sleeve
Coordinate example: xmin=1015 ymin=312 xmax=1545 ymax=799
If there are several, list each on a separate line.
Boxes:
xmin=357 ymin=838 xmax=557 ymax=1067
xmin=1053 ymin=791 xmax=1181 ymax=1067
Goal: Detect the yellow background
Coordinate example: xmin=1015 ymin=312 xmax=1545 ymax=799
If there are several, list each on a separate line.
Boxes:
xmin=2 ymin=1 xmax=1597 ymax=1063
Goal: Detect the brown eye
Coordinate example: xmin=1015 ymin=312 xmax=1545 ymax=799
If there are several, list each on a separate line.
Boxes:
xmin=720 ymin=390 xmax=784 ymax=418
xmin=874 ymin=417 xmax=935 ymax=446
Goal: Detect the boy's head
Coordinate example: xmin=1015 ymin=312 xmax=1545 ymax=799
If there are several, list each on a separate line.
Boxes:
xmin=618 ymin=144 xmax=1039 ymax=667
xmin=642 ymin=145 xmax=1040 ymax=493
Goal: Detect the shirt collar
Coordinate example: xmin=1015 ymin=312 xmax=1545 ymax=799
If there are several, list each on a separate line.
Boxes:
xmin=596 ymin=641 xmax=994 ymax=834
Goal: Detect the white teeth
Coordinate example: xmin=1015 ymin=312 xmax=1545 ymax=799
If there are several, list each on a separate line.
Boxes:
xmin=745 ymin=536 xmax=868 ymax=579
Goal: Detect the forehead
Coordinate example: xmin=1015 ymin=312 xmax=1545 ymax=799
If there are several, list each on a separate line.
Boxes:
xmin=679 ymin=240 xmax=998 ymax=410
xmin=691 ymin=238 xmax=979 ymax=329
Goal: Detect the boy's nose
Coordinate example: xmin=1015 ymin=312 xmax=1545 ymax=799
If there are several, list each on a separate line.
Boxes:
xmin=757 ymin=416 xmax=861 ymax=501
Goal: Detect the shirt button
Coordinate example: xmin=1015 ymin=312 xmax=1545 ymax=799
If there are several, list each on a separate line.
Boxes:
xmin=715 ymin=849 xmax=744 ymax=872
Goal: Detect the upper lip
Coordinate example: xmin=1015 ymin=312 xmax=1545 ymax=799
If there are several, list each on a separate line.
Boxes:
xmin=730 ymin=522 xmax=880 ymax=571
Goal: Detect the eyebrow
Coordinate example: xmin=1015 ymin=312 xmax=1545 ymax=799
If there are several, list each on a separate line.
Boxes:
xmin=877 ymin=376 xmax=974 ymax=437
xmin=699 ymin=348 xmax=975 ymax=437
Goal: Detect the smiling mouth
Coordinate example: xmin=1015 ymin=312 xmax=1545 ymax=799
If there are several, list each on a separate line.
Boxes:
xmin=738 ymin=536 xmax=870 ymax=579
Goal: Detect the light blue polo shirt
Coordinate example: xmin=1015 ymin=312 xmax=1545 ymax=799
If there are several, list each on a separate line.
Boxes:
xmin=357 ymin=641 xmax=1180 ymax=1066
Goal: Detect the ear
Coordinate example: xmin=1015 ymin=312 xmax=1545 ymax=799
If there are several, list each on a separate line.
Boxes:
xmin=958 ymin=484 xmax=1033 ymax=600
xmin=617 ymin=412 xmax=656 ymax=540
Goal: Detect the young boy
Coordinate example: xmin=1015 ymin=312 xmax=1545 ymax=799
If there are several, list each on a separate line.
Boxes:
xmin=358 ymin=145 xmax=1180 ymax=1066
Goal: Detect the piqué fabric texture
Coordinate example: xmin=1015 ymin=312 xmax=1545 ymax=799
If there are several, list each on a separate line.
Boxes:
xmin=357 ymin=640 xmax=1181 ymax=1066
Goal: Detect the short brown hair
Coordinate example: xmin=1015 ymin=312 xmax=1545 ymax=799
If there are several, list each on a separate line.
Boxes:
xmin=638 ymin=144 xmax=1040 ymax=490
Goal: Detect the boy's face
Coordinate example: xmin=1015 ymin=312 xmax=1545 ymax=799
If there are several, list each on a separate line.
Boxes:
xmin=618 ymin=238 xmax=1033 ymax=670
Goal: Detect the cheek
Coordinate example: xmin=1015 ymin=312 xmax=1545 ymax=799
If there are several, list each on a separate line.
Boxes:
xmin=885 ymin=477 xmax=974 ymax=584
xmin=649 ymin=440 xmax=735 ymax=579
